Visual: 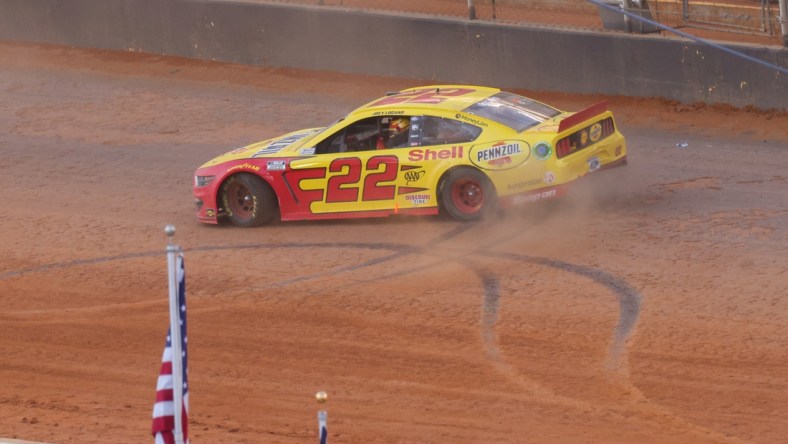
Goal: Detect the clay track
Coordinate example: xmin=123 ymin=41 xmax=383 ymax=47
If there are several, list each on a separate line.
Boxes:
xmin=1 ymin=43 xmax=787 ymax=443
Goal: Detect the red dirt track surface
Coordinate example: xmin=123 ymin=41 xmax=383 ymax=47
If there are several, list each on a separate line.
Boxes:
xmin=1 ymin=42 xmax=787 ymax=443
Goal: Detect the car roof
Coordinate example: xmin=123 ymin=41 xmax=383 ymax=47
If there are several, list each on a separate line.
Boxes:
xmin=354 ymin=85 xmax=501 ymax=113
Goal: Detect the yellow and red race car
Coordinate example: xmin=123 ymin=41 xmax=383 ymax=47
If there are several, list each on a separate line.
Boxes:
xmin=193 ymin=85 xmax=626 ymax=227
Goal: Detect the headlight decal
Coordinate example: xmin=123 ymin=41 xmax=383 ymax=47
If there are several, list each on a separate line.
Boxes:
xmin=195 ymin=175 xmax=215 ymax=187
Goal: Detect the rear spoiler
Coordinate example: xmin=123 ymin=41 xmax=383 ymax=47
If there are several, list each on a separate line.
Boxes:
xmin=557 ymin=100 xmax=608 ymax=133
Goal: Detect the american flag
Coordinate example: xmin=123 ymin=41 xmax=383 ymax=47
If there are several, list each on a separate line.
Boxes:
xmin=152 ymin=254 xmax=189 ymax=444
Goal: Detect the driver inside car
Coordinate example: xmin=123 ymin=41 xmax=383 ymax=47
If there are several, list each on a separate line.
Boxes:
xmin=385 ymin=117 xmax=410 ymax=148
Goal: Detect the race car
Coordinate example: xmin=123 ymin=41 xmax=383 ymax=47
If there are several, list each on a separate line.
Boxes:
xmin=193 ymin=85 xmax=627 ymax=227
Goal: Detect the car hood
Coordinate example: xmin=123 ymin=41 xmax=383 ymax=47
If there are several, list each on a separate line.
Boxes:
xmin=199 ymin=128 xmax=323 ymax=168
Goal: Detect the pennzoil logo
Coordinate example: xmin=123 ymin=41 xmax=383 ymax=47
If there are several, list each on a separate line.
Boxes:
xmin=470 ymin=140 xmax=529 ymax=170
xmin=589 ymin=123 xmax=602 ymax=142
xmin=476 ymin=142 xmax=521 ymax=163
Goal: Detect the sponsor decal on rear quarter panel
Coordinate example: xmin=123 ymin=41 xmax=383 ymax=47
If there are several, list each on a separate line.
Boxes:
xmin=470 ymin=140 xmax=530 ymax=170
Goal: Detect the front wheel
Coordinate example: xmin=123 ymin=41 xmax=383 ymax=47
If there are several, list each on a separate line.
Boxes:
xmin=439 ymin=168 xmax=496 ymax=221
xmin=220 ymin=173 xmax=277 ymax=227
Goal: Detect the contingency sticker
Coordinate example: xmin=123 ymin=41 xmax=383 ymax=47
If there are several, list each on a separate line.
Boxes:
xmin=253 ymin=129 xmax=320 ymax=158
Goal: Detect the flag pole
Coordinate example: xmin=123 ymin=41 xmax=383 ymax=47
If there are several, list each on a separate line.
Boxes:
xmin=316 ymin=391 xmax=328 ymax=444
xmin=165 ymin=224 xmax=185 ymax=444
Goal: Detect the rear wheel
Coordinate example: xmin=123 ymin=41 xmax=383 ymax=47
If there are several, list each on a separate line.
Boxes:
xmin=220 ymin=174 xmax=277 ymax=227
xmin=439 ymin=168 xmax=496 ymax=221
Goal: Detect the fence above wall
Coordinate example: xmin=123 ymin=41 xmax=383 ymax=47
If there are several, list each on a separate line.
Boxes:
xmin=230 ymin=0 xmax=786 ymax=46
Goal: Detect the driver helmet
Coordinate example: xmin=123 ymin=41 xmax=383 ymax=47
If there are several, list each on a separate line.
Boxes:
xmin=389 ymin=117 xmax=410 ymax=135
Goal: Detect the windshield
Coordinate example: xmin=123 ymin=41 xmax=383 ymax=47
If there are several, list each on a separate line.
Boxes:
xmin=462 ymin=92 xmax=561 ymax=132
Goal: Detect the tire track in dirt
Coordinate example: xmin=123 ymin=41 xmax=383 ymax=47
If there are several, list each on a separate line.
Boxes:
xmin=0 ymin=229 xmax=746 ymax=442
xmin=0 ymin=251 xmax=160 ymax=280
xmin=289 ymin=220 xmax=739 ymax=443
xmin=1 ymin=221 xmax=639 ymax=376
xmin=462 ymin=256 xmax=743 ymax=444
xmin=426 ymin=254 xmax=737 ymax=442
xmin=0 ymin=222 xmax=638 ymax=384
xmin=478 ymin=250 xmax=642 ymax=371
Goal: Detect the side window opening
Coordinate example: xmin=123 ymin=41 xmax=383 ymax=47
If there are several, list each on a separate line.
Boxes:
xmin=420 ymin=116 xmax=482 ymax=146
xmin=315 ymin=116 xmax=417 ymax=154
xmin=462 ymin=92 xmax=560 ymax=132
xmin=315 ymin=117 xmax=377 ymax=154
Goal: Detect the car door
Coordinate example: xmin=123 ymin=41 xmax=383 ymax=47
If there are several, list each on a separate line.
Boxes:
xmin=286 ymin=116 xmax=403 ymax=218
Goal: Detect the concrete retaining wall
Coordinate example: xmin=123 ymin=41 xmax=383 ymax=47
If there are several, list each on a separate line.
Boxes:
xmin=0 ymin=0 xmax=785 ymax=109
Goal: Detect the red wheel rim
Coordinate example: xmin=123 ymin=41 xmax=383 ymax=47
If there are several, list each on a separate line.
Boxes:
xmin=226 ymin=181 xmax=255 ymax=219
xmin=450 ymin=178 xmax=483 ymax=214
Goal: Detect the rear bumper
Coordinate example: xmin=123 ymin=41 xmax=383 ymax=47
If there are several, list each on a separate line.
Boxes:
xmin=599 ymin=155 xmax=628 ymax=170
xmin=500 ymin=154 xmax=627 ymax=208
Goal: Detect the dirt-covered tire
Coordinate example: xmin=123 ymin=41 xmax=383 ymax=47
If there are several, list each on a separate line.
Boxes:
xmin=220 ymin=173 xmax=277 ymax=227
xmin=438 ymin=167 xmax=496 ymax=222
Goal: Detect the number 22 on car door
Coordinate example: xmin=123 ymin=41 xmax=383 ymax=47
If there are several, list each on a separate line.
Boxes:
xmin=309 ymin=152 xmax=399 ymax=214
